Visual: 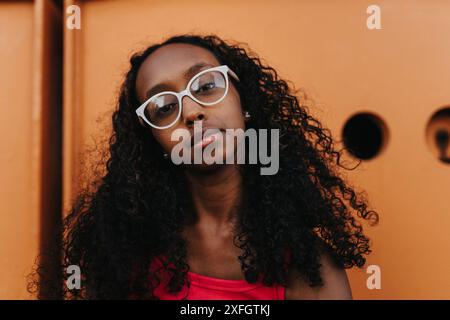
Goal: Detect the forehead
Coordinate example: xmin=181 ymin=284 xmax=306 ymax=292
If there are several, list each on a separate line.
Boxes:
xmin=135 ymin=43 xmax=220 ymax=95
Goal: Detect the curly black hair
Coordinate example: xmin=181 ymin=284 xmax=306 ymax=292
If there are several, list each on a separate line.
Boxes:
xmin=29 ymin=33 xmax=379 ymax=299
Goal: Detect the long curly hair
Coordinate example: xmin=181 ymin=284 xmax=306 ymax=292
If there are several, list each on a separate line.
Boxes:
xmin=30 ymin=33 xmax=379 ymax=299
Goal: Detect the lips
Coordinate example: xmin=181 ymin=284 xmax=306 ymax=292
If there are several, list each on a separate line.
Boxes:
xmin=190 ymin=127 xmax=224 ymax=148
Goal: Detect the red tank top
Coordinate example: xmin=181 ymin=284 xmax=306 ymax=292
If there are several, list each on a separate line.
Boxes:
xmin=150 ymin=256 xmax=286 ymax=300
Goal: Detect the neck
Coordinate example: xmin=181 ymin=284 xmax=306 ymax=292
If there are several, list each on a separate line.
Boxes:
xmin=184 ymin=164 xmax=243 ymax=227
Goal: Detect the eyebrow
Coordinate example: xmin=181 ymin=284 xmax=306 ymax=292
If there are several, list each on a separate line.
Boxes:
xmin=144 ymin=62 xmax=215 ymax=100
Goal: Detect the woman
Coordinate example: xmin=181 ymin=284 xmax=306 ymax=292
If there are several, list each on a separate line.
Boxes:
xmin=36 ymin=34 xmax=378 ymax=300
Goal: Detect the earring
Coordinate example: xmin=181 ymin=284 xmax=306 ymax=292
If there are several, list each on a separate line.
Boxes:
xmin=244 ymin=111 xmax=251 ymax=120
xmin=162 ymin=152 xmax=169 ymax=160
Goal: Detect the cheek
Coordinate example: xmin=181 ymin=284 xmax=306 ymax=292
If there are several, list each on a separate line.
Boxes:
xmin=221 ymin=91 xmax=245 ymax=128
xmin=230 ymin=104 xmax=245 ymax=129
xmin=151 ymin=130 xmax=174 ymax=152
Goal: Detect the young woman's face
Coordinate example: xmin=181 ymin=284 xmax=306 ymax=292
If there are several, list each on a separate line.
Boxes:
xmin=135 ymin=43 xmax=245 ymax=169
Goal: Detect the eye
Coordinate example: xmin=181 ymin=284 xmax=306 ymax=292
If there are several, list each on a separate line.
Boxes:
xmin=156 ymin=103 xmax=176 ymax=116
xmin=195 ymin=82 xmax=215 ymax=94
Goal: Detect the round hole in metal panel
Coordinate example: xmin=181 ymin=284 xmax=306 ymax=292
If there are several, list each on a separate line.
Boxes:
xmin=342 ymin=112 xmax=388 ymax=160
xmin=426 ymin=107 xmax=450 ymax=164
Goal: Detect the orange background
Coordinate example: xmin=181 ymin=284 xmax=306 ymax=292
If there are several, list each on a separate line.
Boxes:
xmin=1 ymin=0 xmax=449 ymax=299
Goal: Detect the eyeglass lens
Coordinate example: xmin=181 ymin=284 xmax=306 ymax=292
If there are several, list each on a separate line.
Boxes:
xmin=144 ymin=70 xmax=227 ymax=128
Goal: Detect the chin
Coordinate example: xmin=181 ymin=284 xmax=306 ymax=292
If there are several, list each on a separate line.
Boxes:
xmin=185 ymin=147 xmax=234 ymax=172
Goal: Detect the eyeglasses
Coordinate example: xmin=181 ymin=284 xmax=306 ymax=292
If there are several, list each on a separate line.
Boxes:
xmin=136 ymin=65 xmax=240 ymax=129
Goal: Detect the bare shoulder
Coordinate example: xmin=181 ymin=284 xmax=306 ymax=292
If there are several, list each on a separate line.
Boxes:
xmin=285 ymin=249 xmax=353 ymax=300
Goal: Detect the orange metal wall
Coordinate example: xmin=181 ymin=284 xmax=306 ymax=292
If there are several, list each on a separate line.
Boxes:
xmin=0 ymin=0 xmax=61 ymax=299
xmin=0 ymin=0 xmax=36 ymax=299
xmin=1 ymin=0 xmax=449 ymax=299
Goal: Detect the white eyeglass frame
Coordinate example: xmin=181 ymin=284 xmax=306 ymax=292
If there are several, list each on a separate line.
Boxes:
xmin=136 ymin=64 xmax=240 ymax=129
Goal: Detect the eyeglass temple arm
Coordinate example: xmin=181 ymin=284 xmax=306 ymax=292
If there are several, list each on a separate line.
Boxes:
xmin=228 ymin=68 xmax=240 ymax=82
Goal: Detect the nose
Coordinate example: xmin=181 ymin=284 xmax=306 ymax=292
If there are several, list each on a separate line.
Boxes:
xmin=181 ymin=95 xmax=205 ymax=127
